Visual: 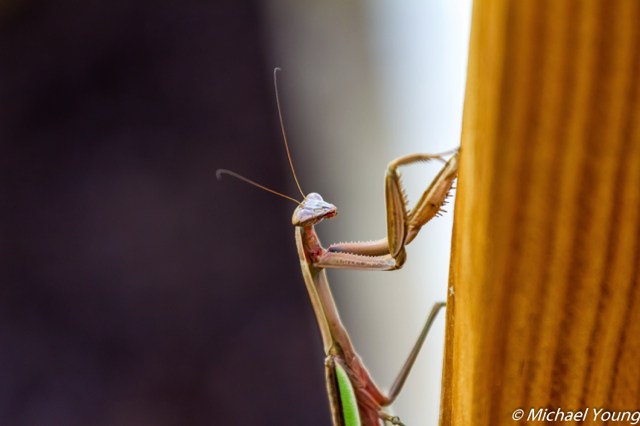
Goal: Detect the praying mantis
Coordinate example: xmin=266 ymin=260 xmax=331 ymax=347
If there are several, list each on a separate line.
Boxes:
xmin=217 ymin=69 xmax=459 ymax=426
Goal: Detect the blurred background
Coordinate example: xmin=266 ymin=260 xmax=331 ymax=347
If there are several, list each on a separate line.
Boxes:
xmin=0 ymin=1 xmax=470 ymax=425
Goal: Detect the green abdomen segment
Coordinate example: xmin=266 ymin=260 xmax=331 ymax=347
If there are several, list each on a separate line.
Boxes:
xmin=331 ymin=361 xmax=361 ymax=426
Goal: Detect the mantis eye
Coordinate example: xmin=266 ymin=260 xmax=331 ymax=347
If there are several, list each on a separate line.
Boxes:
xmin=306 ymin=193 xmax=323 ymax=201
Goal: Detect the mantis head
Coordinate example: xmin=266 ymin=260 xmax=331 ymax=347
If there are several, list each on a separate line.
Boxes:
xmin=292 ymin=193 xmax=337 ymax=227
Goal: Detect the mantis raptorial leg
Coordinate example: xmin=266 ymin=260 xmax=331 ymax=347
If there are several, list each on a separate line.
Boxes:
xmin=217 ymin=69 xmax=458 ymax=426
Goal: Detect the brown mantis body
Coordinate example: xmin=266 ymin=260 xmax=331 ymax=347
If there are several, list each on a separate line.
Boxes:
xmin=218 ymin=69 xmax=459 ymax=426
xmin=292 ymin=150 xmax=457 ymax=426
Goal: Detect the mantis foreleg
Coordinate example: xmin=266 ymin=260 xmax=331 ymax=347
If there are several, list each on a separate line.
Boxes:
xmin=320 ymin=150 xmax=459 ymax=271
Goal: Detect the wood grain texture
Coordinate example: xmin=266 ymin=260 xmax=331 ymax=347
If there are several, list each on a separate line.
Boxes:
xmin=440 ymin=1 xmax=640 ymax=425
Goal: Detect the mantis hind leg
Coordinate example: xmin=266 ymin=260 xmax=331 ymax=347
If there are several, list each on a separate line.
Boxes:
xmin=384 ymin=302 xmax=447 ymax=406
xmin=380 ymin=412 xmax=406 ymax=426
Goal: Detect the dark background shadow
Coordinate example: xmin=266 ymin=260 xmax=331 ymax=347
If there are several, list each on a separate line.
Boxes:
xmin=0 ymin=1 xmax=328 ymax=425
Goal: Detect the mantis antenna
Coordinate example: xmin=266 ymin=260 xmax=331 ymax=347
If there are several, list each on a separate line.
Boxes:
xmin=273 ymin=68 xmax=305 ymax=199
xmin=216 ymin=169 xmax=302 ymax=205
xmin=216 ymin=69 xmax=305 ymax=207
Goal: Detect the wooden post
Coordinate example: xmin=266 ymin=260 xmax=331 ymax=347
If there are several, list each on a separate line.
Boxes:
xmin=441 ymin=1 xmax=640 ymax=425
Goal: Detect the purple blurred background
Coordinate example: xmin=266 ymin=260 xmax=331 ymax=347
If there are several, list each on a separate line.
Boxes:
xmin=0 ymin=1 xmax=328 ymax=425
